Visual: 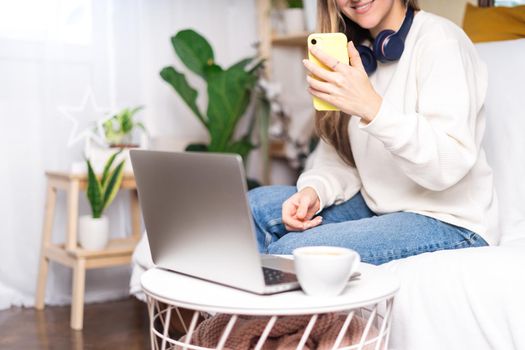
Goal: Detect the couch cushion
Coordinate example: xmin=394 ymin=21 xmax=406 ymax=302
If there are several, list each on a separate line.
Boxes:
xmin=464 ymin=4 xmax=525 ymax=43
xmin=476 ymin=39 xmax=525 ymax=244
xmin=383 ymin=245 xmax=525 ymax=350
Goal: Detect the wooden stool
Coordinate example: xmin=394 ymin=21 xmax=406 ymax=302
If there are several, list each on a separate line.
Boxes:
xmin=35 ymin=171 xmax=142 ymax=330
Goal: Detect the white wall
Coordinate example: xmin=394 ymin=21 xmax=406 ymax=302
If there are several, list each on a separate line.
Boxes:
xmin=419 ymin=0 xmax=477 ymax=25
xmin=0 ymin=0 xmax=260 ymax=309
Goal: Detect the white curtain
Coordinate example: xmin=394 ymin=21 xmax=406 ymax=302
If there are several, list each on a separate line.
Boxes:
xmin=0 ymin=0 xmax=258 ymax=310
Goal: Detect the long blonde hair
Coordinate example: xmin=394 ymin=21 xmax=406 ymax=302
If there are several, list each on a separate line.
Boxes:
xmin=315 ymin=0 xmax=420 ymax=166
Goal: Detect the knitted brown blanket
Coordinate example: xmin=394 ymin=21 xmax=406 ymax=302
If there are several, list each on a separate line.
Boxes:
xmin=177 ymin=313 xmax=377 ymax=349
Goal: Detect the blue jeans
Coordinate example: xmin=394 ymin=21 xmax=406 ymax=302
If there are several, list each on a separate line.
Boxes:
xmin=248 ymin=186 xmax=488 ymax=265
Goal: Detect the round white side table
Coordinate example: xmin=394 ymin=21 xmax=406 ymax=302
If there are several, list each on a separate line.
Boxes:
xmin=141 ymin=264 xmax=399 ymax=350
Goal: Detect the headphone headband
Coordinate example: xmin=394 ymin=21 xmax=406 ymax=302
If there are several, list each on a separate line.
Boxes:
xmin=396 ymin=7 xmax=415 ymax=42
xmin=358 ymin=6 xmax=415 ymax=75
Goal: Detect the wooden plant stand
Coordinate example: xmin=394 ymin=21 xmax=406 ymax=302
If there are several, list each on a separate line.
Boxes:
xmin=35 ymin=171 xmax=142 ymax=330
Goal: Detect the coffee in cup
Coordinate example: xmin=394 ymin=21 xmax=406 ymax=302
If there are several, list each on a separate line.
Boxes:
xmin=293 ymin=246 xmax=360 ymax=296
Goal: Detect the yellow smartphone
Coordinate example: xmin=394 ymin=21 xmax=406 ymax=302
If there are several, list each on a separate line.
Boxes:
xmin=307 ymin=33 xmax=349 ymax=111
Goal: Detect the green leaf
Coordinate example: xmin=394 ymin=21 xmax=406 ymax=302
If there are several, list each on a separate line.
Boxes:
xmin=227 ymin=57 xmax=265 ymax=76
xmin=203 ymin=63 xmax=223 ymax=80
xmin=224 ymin=138 xmax=255 ymax=159
xmin=102 ymin=106 xmax=146 ymax=145
xmin=206 ymin=66 xmax=255 ymax=152
xmin=160 ymin=66 xmax=206 ymax=127
xmin=86 ymin=159 xmax=104 ymax=218
xmin=120 ymin=110 xmax=133 ymax=134
xmin=228 ymin=57 xmax=254 ymax=71
xmin=103 ymin=123 xmax=113 ymax=142
xmin=185 ymin=143 xmax=209 ymax=152
xmin=129 ymin=105 xmax=144 ymax=116
xmin=171 ymin=29 xmax=214 ymax=78
xmin=256 ymin=94 xmax=271 ymax=179
xmin=101 ymin=150 xmax=122 ymax=188
xmin=247 ymin=58 xmax=265 ymax=74
xmin=135 ymin=122 xmax=147 ymax=133
xmin=228 ymin=57 xmax=265 ymax=77
xmin=287 ymin=0 xmax=303 ymax=8
xmin=102 ymin=160 xmax=126 ymax=211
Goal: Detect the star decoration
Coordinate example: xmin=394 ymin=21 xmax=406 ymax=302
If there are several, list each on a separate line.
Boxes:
xmin=59 ymin=88 xmax=111 ymax=147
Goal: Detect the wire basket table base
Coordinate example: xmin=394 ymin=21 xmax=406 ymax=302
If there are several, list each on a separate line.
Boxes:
xmin=146 ymin=295 xmax=395 ymax=350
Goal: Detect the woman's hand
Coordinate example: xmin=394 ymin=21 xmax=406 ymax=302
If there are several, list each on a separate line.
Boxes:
xmin=282 ymin=187 xmax=322 ymax=231
xmin=303 ymin=41 xmax=383 ymax=124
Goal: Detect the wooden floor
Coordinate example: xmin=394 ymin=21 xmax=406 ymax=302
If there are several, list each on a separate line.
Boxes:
xmin=0 ymin=298 xmax=151 ymax=350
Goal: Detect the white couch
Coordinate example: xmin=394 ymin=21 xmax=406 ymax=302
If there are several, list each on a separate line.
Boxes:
xmin=381 ymin=38 xmax=525 ymax=350
xmin=130 ymin=38 xmax=525 ymax=349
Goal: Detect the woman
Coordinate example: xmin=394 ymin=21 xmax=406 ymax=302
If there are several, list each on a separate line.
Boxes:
xmin=249 ymin=0 xmax=498 ymax=264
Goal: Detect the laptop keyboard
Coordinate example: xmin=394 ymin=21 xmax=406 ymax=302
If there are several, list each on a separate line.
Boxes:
xmin=262 ymin=267 xmax=297 ymax=286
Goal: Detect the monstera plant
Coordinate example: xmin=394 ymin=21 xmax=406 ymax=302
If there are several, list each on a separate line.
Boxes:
xmin=160 ymin=29 xmax=269 ymax=165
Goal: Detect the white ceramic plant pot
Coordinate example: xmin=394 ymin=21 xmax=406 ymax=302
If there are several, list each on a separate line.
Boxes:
xmin=283 ymin=8 xmax=305 ymax=34
xmin=270 ymin=9 xmax=286 ymax=35
xmin=78 ymin=215 xmax=110 ymax=250
xmin=84 ymin=138 xmax=137 ymax=175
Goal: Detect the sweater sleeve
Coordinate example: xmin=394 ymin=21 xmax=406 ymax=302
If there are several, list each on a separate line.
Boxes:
xmin=297 ymin=139 xmax=362 ymax=211
xmin=359 ymin=38 xmax=487 ymax=191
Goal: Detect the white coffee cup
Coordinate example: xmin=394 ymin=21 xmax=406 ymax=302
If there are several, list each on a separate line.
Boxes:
xmin=293 ymin=246 xmax=360 ymax=297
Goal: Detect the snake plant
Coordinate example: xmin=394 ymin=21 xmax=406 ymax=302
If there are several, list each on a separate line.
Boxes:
xmin=86 ymin=151 xmax=126 ymax=219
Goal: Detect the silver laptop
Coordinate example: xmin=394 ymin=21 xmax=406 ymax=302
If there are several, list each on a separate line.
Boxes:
xmin=130 ymin=150 xmax=300 ymax=294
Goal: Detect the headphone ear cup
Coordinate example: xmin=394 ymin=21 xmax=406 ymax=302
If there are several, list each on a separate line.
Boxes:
xmin=373 ymin=29 xmax=395 ymax=62
xmin=382 ymin=35 xmax=405 ymax=61
xmin=356 ymin=45 xmax=377 ymax=76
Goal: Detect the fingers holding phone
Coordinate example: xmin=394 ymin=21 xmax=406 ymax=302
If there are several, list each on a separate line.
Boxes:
xmin=304 ymin=34 xmax=383 ymax=123
xmin=306 ymin=33 xmax=349 ymax=111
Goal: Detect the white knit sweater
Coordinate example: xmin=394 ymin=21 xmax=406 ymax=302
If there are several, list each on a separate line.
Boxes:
xmin=297 ymin=11 xmax=499 ymax=245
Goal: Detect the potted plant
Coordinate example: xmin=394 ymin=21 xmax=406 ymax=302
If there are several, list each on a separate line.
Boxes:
xmin=159 ymin=29 xmax=271 ymax=188
xmin=277 ymin=0 xmax=305 ymax=34
xmin=102 ymin=106 xmax=146 ymax=147
xmin=85 ymin=106 xmax=146 ymax=174
xmin=78 ymin=151 xmax=125 ymax=250
xmin=303 ymin=0 xmax=317 ymax=32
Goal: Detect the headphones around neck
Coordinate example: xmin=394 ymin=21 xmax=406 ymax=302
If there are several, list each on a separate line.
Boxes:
xmin=357 ymin=6 xmax=415 ymax=75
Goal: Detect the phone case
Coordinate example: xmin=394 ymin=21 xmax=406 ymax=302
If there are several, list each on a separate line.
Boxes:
xmin=307 ymin=33 xmax=349 ymax=111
